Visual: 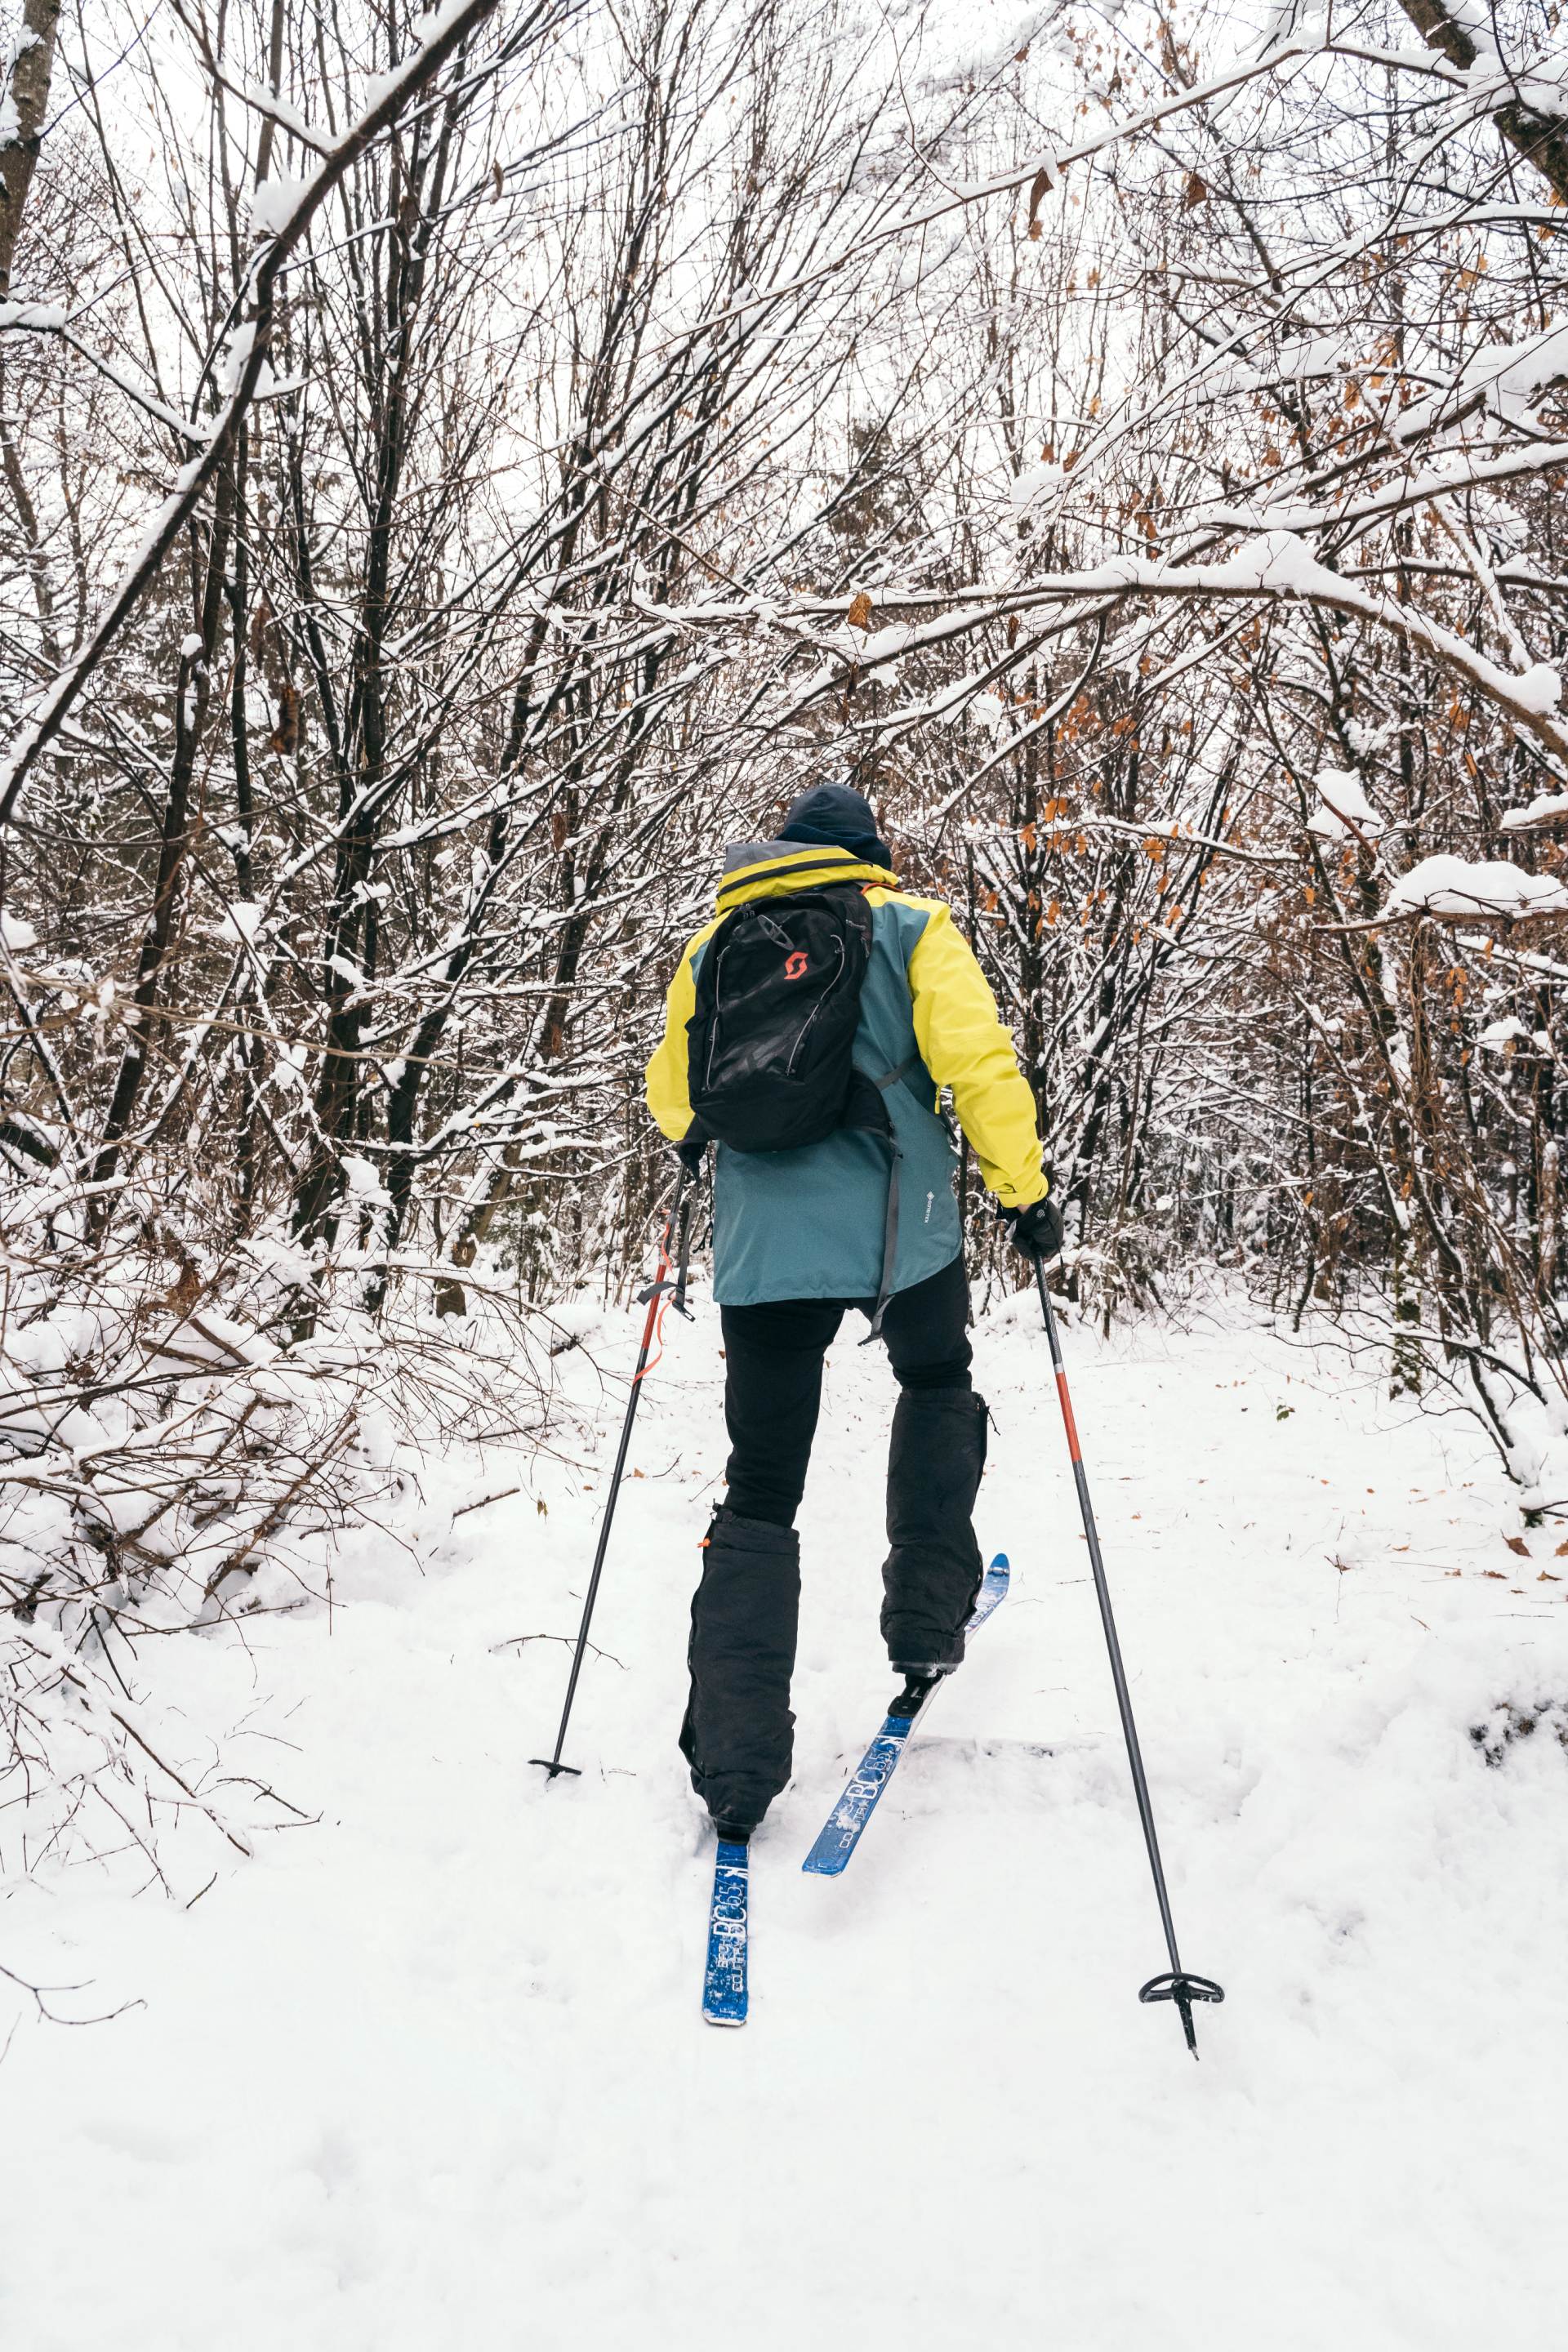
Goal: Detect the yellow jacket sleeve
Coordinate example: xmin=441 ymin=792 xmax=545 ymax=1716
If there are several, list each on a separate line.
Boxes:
xmin=906 ymin=906 xmax=1048 ymax=1209
xmin=644 ymin=919 xmax=719 ymax=1141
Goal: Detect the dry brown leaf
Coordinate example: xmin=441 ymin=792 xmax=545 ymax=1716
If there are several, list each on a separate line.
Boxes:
xmin=845 ymin=590 xmax=874 ymax=631
xmin=268 ymin=675 xmax=300 ymax=758
xmin=1183 ymin=172 xmax=1208 ymax=210
xmin=1503 ymin=1535 xmax=1532 ymax=1557
xmin=163 ymin=1260 xmax=202 ymax=1315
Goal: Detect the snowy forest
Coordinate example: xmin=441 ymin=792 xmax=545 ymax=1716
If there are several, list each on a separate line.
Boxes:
xmin=2 ymin=0 xmax=1567 ymax=2334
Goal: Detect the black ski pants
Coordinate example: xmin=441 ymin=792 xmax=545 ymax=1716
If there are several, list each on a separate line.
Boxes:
xmin=719 ymin=1254 xmax=973 ymax=1527
xmin=680 ymin=1256 xmax=988 ymax=1832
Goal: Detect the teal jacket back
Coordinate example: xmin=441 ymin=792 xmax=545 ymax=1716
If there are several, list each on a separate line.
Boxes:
xmin=698 ymin=891 xmax=961 ymax=1307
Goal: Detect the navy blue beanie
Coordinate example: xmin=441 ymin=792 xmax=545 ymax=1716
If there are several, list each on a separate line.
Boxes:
xmin=778 ymin=781 xmax=893 ymax=871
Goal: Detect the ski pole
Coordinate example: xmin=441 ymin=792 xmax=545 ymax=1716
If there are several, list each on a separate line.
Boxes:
xmin=531 ymin=1168 xmax=695 ymax=1781
xmin=1033 ymin=1255 xmax=1224 ymax=2056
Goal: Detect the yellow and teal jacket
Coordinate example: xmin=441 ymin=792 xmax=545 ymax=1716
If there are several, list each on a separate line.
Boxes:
xmin=645 ymin=839 xmax=1048 ymax=1307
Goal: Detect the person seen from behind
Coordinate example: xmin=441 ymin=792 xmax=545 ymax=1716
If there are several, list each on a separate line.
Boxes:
xmin=644 ymin=779 xmax=1062 ymax=1845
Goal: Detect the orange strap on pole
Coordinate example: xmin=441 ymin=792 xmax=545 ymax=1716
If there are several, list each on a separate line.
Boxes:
xmin=532 ymin=1167 xmax=694 ymax=1780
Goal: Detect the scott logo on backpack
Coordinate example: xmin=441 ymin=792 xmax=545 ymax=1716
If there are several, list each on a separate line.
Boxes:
xmin=783 ymin=951 xmax=808 ymax=981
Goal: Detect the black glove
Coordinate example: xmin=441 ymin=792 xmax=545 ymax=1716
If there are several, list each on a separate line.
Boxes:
xmin=675 ymin=1131 xmax=707 ymax=1177
xmin=1000 ymin=1189 xmax=1064 ymax=1262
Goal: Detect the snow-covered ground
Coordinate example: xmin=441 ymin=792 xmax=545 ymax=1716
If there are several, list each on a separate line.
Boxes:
xmin=4 ymin=1285 xmax=1566 ymax=2349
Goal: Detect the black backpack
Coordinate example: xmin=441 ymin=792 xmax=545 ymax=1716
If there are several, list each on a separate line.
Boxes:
xmin=686 ymin=884 xmax=878 ymax=1153
xmin=682 ymin=882 xmax=918 ymax=1333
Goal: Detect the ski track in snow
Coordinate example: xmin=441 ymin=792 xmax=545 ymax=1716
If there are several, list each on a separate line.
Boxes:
xmin=3 ymin=1290 xmax=1566 ymax=2348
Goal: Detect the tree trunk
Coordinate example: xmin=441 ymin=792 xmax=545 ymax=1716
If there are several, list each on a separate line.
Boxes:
xmin=0 ymin=0 xmax=61 ymax=303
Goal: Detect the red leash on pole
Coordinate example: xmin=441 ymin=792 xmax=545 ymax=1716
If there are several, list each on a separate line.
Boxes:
xmin=531 ymin=1169 xmax=695 ymax=1781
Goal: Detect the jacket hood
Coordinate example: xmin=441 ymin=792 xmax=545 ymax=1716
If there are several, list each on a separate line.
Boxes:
xmin=715 ymin=837 xmax=898 ymax=913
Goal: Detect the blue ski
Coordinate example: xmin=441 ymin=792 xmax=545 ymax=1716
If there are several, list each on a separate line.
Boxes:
xmin=801 ymin=1553 xmax=1010 ymax=1878
xmin=702 ymin=1839 xmax=750 ymax=2025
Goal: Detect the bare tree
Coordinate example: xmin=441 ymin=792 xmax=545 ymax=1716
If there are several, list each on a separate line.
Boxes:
xmin=0 ymin=0 xmax=60 ymax=301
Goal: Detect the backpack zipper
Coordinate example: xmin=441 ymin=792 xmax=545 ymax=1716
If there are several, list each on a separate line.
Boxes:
xmin=705 ymin=938 xmax=733 ymax=1088
xmin=784 ymin=935 xmax=846 ymax=1073
xmin=706 ymin=911 xmax=814 ymax=1086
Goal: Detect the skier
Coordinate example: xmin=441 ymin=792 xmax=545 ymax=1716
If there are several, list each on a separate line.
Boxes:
xmin=645 ymin=780 xmax=1061 ymax=1844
